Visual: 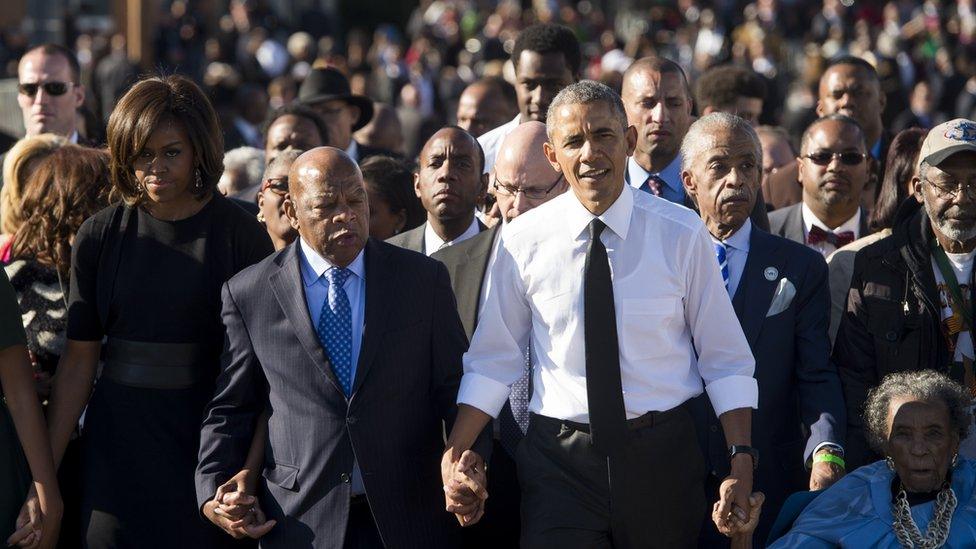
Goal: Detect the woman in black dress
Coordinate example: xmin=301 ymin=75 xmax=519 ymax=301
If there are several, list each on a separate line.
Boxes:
xmin=44 ymin=75 xmax=273 ymax=548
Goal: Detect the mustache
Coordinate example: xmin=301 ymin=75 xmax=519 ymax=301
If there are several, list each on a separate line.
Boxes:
xmin=719 ymin=189 xmax=752 ymax=202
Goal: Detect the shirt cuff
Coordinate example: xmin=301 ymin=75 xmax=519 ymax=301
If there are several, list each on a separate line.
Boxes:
xmin=457 ymin=372 xmax=511 ymax=418
xmin=813 ymin=442 xmax=844 ymax=455
xmin=704 ymin=375 xmax=758 ymax=417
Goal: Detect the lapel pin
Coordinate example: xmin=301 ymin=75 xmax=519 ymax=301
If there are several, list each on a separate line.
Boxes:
xmin=764 ymin=267 xmax=778 ymax=281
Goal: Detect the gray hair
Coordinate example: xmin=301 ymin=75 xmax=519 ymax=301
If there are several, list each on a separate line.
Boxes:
xmin=265 ymin=148 xmax=302 ymax=178
xmin=680 ymin=112 xmax=762 ymax=172
xmin=918 ymin=159 xmax=931 ymax=182
xmin=223 ymin=146 xmax=266 ymax=189
xmin=863 ymin=370 xmax=973 ymax=454
xmin=545 ymin=80 xmax=628 ymax=140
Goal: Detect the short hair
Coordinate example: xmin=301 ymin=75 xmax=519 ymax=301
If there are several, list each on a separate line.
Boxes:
xmin=360 ymin=156 xmax=425 ymax=231
xmin=1 ymin=134 xmax=68 ymax=235
xmin=222 ymin=146 xmax=265 ymax=190
xmin=107 ymin=75 xmax=225 ymax=205
xmin=472 ymin=76 xmax=517 ymax=108
xmin=423 ymin=125 xmax=486 ymax=173
xmin=12 ymin=145 xmax=110 ymax=275
xmin=261 ymin=104 xmax=330 ymax=147
xmin=511 ymin=24 xmax=582 ymax=76
xmin=863 ymin=370 xmax=973 ymax=454
xmin=264 ymin=148 xmax=302 ymax=180
xmin=825 ymin=55 xmax=880 ymax=83
xmin=21 ymin=43 xmax=81 ymax=82
xmin=695 ymin=65 xmax=767 ymax=110
xmin=869 ymin=127 xmax=926 ymax=231
xmin=623 ymin=56 xmax=693 ymax=102
xmin=546 ymin=80 xmax=627 ymax=141
xmin=756 ymin=125 xmax=796 ymax=155
xmin=800 ymin=114 xmax=866 ymax=153
xmin=680 ymin=112 xmax=762 ymax=173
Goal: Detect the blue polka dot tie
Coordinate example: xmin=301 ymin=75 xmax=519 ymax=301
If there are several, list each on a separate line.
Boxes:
xmin=318 ymin=267 xmax=353 ymax=395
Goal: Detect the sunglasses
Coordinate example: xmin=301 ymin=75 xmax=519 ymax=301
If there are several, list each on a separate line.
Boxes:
xmin=261 ymin=176 xmax=289 ymax=195
xmin=802 ymin=151 xmax=866 ymax=166
xmin=18 ymin=81 xmax=74 ymax=97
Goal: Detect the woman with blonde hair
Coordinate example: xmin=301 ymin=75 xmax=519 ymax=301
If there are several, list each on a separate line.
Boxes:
xmin=0 ymin=135 xmax=68 ymax=262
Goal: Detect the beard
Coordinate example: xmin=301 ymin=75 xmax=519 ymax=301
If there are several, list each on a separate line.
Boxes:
xmin=923 ymin=194 xmax=976 ymax=243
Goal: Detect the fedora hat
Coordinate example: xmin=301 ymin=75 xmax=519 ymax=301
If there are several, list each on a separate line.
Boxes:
xmin=299 ymin=67 xmax=374 ymax=131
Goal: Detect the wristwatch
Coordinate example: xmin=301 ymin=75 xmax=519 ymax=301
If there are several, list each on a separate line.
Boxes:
xmin=729 ymin=445 xmax=759 ymax=470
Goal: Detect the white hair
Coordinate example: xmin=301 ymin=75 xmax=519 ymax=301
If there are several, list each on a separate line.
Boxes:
xmin=222 ymin=146 xmax=266 ymax=190
xmin=680 ymin=112 xmax=762 ymax=172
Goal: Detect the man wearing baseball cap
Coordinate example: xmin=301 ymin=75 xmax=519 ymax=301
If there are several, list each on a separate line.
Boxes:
xmin=835 ymin=118 xmax=976 ymax=468
xmin=298 ymin=67 xmax=391 ymax=163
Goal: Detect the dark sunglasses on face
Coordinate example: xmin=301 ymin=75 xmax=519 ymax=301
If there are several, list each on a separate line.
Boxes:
xmin=802 ymin=151 xmax=866 ymax=166
xmin=261 ymin=176 xmax=289 ymax=195
xmin=18 ymin=81 xmax=73 ymax=97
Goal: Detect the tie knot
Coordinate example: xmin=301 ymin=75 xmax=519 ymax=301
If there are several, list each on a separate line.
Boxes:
xmin=326 ymin=267 xmax=351 ymax=286
xmin=589 ymin=218 xmax=606 ymax=240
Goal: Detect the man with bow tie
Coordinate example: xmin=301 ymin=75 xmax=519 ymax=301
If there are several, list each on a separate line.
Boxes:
xmin=681 ymin=113 xmax=847 ymax=545
xmin=769 ymin=115 xmax=873 ymax=255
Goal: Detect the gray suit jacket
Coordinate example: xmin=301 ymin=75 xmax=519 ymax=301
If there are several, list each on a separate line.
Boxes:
xmin=385 ymin=223 xmax=426 ymax=254
xmin=196 ymin=239 xmax=482 ymax=548
xmin=769 ymin=203 xmax=871 ymax=246
xmin=429 ymin=225 xmax=499 ymax=339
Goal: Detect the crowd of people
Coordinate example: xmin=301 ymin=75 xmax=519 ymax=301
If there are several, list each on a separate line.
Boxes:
xmin=3 ymin=1 xmax=976 ymax=548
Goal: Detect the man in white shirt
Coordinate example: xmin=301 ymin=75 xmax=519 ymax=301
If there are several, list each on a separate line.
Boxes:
xmin=441 ymin=81 xmax=758 ymax=547
xmin=769 ymin=115 xmax=872 ymax=256
xmin=477 ymin=23 xmax=580 ymax=174
xmin=387 ymin=127 xmax=488 ymax=255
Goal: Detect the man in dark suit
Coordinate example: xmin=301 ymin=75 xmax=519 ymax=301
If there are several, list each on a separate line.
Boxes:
xmin=298 ymin=67 xmax=392 ymax=164
xmin=681 ymin=113 xmax=847 ymax=544
xmin=770 ymin=115 xmax=873 ymax=257
xmin=196 ymin=147 xmax=489 ymax=548
xmin=387 ymin=127 xmax=488 ymax=255
xmin=431 ymin=121 xmax=567 ymax=548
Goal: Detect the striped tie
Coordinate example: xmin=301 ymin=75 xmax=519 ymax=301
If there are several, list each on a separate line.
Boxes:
xmin=714 ymin=242 xmax=730 ymax=293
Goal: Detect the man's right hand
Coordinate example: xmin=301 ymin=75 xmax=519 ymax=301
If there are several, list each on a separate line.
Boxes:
xmin=204 ymin=473 xmax=276 ymax=539
xmin=440 ymin=449 xmax=488 ymax=526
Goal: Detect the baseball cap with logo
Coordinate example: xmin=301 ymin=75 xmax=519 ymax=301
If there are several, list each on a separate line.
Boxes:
xmin=919 ymin=118 xmax=976 ymax=168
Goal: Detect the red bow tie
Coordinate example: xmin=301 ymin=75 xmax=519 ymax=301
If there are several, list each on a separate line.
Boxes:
xmin=807 ymin=225 xmax=855 ymax=248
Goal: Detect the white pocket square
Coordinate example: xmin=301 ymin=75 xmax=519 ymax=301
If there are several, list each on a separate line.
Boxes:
xmin=765 ymin=278 xmax=796 ymax=317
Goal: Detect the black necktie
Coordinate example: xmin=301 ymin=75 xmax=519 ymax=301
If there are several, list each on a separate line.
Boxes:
xmin=584 ymin=219 xmax=628 ymax=455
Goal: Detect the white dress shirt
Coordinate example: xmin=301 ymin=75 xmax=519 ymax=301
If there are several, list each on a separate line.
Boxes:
xmin=711 ymin=219 xmax=752 ymax=298
xmin=423 ymin=217 xmax=481 ymax=256
xmin=477 ymin=114 xmax=521 ymax=174
xmin=458 ymin=185 xmax=757 ymax=423
xmin=801 ymin=202 xmax=861 ymax=257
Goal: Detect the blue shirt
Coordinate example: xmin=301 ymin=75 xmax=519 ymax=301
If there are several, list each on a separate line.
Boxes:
xmin=298 ymin=238 xmax=367 ymax=494
xmin=627 ymin=155 xmax=686 ymax=204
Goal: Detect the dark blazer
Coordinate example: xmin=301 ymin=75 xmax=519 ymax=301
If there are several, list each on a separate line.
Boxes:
xmin=693 ymin=227 xmax=845 ymax=542
xmin=386 ymin=220 xmax=488 ymax=256
xmin=196 ymin=239 xmax=482 ymax=549
xmin=430 ymin=225 xmax=498 ymax=338
xmin=769 ymin=202 xmax=871 ymax=246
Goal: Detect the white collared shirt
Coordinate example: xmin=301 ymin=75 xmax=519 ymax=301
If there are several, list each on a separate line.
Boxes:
xmin=801 ymin=202 xmax=861 ymax=257
xmin=711 ymin=219 xmax=752 ymax=298
xmin=424 ymin=217 xmax=480 ymax=256
xmin=69 ymin=131 xmax=79 ymax=144
xmin=477 ymin=114 xmax=521 ymax=174
xmin=458 ymin=185 xmax=758 ymax=422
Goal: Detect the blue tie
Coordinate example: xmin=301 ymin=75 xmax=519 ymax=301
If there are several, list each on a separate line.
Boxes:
xmin=714 ymin=242 xmax=730 ymax=293
xmin=318 ymin=267 xmax=353 ymax=395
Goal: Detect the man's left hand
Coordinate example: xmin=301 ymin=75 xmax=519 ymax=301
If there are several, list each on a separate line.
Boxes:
xmin=809 ymin=456 xmax=844 ymax=491
xmin=713 ymin=456 xmax=754 ymax=537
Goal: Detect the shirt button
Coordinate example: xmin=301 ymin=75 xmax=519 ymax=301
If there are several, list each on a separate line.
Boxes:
xmin=710 ymin=425 xmax=718 ymax=433
xmin=340 ymin=473 xmax=351 ymax=483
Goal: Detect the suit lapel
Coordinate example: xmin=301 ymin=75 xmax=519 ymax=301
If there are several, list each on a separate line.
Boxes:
xmin=858 ymin=208 xmax=870 ymax=238
xmin=732 ymin=229 xmax=782 ymax=347
xmin=351 ymin=240 xmax=395 ymax=396
xmin=452 ymin=226 xmax=497 ymax=338
xmin=785 ymin=204 xmax=806 ymax=244
xmin=269 ymin=244 xmax=344 ymax=394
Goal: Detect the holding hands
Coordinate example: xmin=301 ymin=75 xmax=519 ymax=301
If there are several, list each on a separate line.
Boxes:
xmin=440 ymin=448 xmax=488 ymax=527
xmin=6 ymin=484 xmax=62 ymax=549
xmin=203 ymin=469 xmax=276 ymax=539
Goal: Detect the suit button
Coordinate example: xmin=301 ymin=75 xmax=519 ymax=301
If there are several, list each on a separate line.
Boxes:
xmin=347 ymin=417 xmax=357 ymax=425
xmin=340 ymin=473 xmax=351 ymax=483
xmin=885 ymin=331 xmax=898 ymax=342
xmin=710 ymin=425 xmax=718 ymax=433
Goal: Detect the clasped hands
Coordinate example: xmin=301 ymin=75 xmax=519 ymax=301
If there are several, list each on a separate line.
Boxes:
xmin=203 ymin=469 xmax=276 ymax=539
xmin=440 ymin=448 xmax=488 ymax=527
xmin=712 ymin=460 xmax=763 ymax=540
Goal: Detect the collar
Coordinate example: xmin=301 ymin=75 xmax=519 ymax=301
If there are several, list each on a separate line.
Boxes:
xmin=424 ymin=216 xmax=480 ymax=251
xmin=69 ymin=131 xmax=79 ymax=144
xmin=713 ymin=218 xmax=752 ymax=252
xmin=298 ymin=237 xmax=365 ymax=287
xmin=566 ymin=182 xmax=634 ymax=241
xmin=627 ymin=155 xmax=682 ymax=192
xmin=345 ymin=140 xmax=359 ymax=162
xmin=871 ymin=138 xmax=882 ymax=160
xmin=801 ymin=201 xmax=861 ymax=237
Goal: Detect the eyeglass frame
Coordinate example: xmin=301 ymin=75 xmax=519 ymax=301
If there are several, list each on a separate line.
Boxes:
xmin=17 ymin=81 xmax=76 ymax=97
xmin=492 ymin=172 xmax=564 ymax=200
xmin=921 ymin=177 xmax=976 ymax=200
xmin=261 ymin=176 xmax=289 ymax=195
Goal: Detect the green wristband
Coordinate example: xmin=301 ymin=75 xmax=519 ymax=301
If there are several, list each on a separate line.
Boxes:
xmin=814 ymin=452 xmax=846 ymax=469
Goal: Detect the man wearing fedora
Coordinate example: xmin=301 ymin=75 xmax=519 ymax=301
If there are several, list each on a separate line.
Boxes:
xmin=299 ymin=67 xmax=393 ymax=164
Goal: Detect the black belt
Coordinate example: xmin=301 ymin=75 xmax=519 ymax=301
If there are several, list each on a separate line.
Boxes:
xmin=102 ymin=338 xmax=212 ymax=390
xmin=531 ymin=406 xmax=683 ymax=434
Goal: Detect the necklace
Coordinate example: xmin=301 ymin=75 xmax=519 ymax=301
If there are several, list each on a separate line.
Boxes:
xmin=891 ymin=484 xmax=957 ymax=548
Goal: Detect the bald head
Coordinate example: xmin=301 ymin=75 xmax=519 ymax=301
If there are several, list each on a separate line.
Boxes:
xmin=457 ymin=78 xmax=517 ymax=137
xmin=493 ymin=121 xmax=567 ymax=221
xmin=289 ymin=147 xmax=362 ymax=198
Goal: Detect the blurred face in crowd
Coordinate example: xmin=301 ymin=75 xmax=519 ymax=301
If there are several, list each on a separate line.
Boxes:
xmin=885 ymin=397 xmax=958 ymax=493
xmin=265 ymin=114 xmax=326 ymax=164
xmin=414 ymin=128 xmax=487 ymax=224
xmin=354 ymin=104 xmax=404 ymax=155
xmin=622 ymin=67 xmax=694 ymax=169
xmin=759 ymin=131 xmax=795 ymax=190
xmin=817 ymin=64 xmax=885 ymax=145
xmin=706 ymin=97 xmax=763 ymax=127
xmin=514 ymin=51 xmax=576 ymax=123
xmin=456 ymin=83 xmax=515 ymax=137
xmin=910 ymin=82 xmax=935 ymax=117
xmin=18 ymin=50 xmax=85 ymax=138
xmin=133 ymin=116 xmax=198 ymax=209
xmin=285 ymin=147 xmax=369 ymax=268
xmin=492 ymin=121 xmax=568 ymax=221
xmin=798 ymin=119 xmax=870 ymax=215
xmin=258 ymin=155 xmax=299 ymax=250
xmin=916 ymin=151 xmax=976 ymax=246
xmin=365 ymin=181 xmax=407 ymax=240
xmin=310 ymin=99 xmax=360 ymax=151
xmin=682 ymin=126 xmax=761 ymax=239
xmin=544 ymin=100 xmax=636 ymax=215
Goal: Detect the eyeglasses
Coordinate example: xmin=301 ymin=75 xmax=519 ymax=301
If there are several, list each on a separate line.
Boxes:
xmin=923 ymin=179 xmax=976 ymax=200
xmin=261 ymin=176 xmax=289 ymax=195
xmin=493 ymin=173 xmax=563 ymax=200
xmin=18 ymin=81 xmax=74 ymax=97
xmin=802 ymin=151 xmax=867 ymax=166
